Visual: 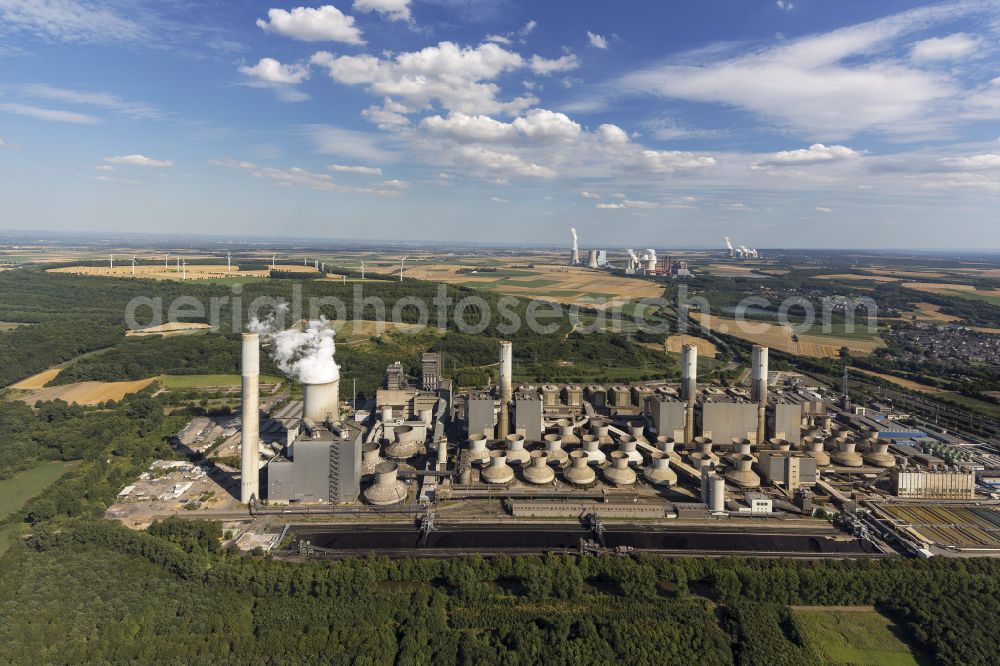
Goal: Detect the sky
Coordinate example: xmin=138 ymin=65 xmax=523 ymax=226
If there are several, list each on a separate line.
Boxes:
xmin=1 ymin=0 xmax=999 ymax=249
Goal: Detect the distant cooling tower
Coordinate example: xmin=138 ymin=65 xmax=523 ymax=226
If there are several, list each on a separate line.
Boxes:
xmin=587 ymin=249 xmax=598 ymax=268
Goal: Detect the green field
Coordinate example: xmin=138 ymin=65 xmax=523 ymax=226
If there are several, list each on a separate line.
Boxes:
xmin=0 ymin=461 xmax=80 ymax=554
xmin=159 ymin=373 xmax=283 ymax=388
xmin=793 ymin=608 xmax=929 ymax=666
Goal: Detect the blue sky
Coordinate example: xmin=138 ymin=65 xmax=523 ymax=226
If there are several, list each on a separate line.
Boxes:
xmin=1 ymin=0 xmax=999 ymax=249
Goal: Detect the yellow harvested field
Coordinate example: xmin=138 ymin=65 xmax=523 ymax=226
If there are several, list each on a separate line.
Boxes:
xmin=693 ymin=314 xmax=882 ymax=358
xmin=867 ymin=268 xmax=947 ymax=279
xmin=126 ymin=322 xmax=213 ymax=337
xmin=49 ymin=264 xmax=319 ymax=280
xmin=912 ymin=302 xmax=962 ymax=322
xmin=815 ymin=273 xmax=898 ymax=282
xmin=855 ymin=369 xmax=946 ymax=393
xmin=402 ymin=263 xmax=663 ymax=308
xmin=17 ymin=378 xmax=157 ymax=406
xmin=665 ymin=334 xmax=718 ymax=357
xmin=902 ymin=281 xmax=1000 ymax=297
xmin=10 ymin=367 xmax=61 ymax=390
xmin=694 ymin=313 xmax=798 ymax=354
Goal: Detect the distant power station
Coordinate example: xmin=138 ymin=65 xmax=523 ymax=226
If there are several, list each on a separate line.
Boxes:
xmin=568 ymin=227 xmax=608 ymax=269
xmin=724 ymin=236 xmax=759 ymax=259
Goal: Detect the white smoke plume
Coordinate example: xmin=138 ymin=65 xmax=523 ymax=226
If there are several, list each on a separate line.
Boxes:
xmin=248 ymin=315 xmax=340 ymax=384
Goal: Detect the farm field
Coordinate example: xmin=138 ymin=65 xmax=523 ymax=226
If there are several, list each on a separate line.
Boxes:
xmin=10 ymin=367 xmax=61 ymax=390
xmin=14 ymin=378 xmax=156 ymax=406
xmin=126 ymin=322 xmax=214 ymax=337
xmin=49 ymin=263 xmax=320 ymax=281
xmin=403 ymin=262 xmax=663 ymax=308
xmin=792 ymin=607 xmax=926 ymax=666
xmin=158 ymin=374 xmax=283 ymax=389
xmin=693 ymin=314 xmax=883 ymax=358
xmin=855 ymin=369 xmax=947 ymax=393
xmin=816 ymin=273 xmax=899 ymax=282
xmin=0 ymin=322 xmax=27 ymax=331
xmin=665 ymin=334 xmax=718 ymax=357
xmin=902 ymin=282 xmax=1000 ymax=305
xmin=902 ymin=302 xmax=963 ymax=323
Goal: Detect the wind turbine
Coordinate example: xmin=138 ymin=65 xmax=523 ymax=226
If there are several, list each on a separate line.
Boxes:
xmin=109 ymin=254 xmax=114 ymax=270
xmin=176 ymin=256 xmax=180 ymax=272
xmin=321 ymin=262 xmax=325 ymax=272
xmin=130 ymin=255 xmax=137 ymax=277
xmin=399 ymin=256 xmax=407 ymax=283
xmin=314 ymin=259 xmax=319 ymax=270
xmin=181 ymin=260 xmax=187 ymax=280
xmin=226 ymin=251 xmax=232 ymax=273
xmin=303 ymin=257 xmax=307 ymax=266
xmin=164 ymin=254 xmax=169 ymax=269
xmin=271 ymin=253 xmax=276 ymax=269
xmin=360 ymin=260 xmax=365 ymax=280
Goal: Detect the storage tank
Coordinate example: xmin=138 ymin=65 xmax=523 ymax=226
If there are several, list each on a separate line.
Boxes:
xmin=708 ymin=474 xmax=726 ymax=512
xmin=604 ymin=451 xmax=637 ymax=486
xmin=644 ymin=451 xmax=677 ymax=486
xmin=523 ymin=450 xmax=555 ymax=485
xmin=363 ymin=462 xmax=408 ymax=506
xmin=481 ymin=451 xmax=515 ymax=485
xmin=564 ymin=450 xmax=597 ymax=487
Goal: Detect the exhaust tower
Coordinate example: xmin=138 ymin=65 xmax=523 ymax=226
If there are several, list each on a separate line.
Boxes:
xmin=240 ymin=332 xmax=260 ymax=503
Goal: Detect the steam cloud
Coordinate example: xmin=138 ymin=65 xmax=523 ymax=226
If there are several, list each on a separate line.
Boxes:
xmin=249 ymin=315 xmax=340 ymax=384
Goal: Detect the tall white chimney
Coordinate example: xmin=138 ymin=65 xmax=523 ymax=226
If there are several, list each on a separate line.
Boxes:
xmin=498 ymin=340 xmax=512 ymax=438
xmin=570 ymin=228 xmax=580 ymax=265
xmin=240 ymin=332 xmax=260 ymax=503
xmin=681 ymin=344 xmax=697 ymax=403
xmin=751 ymin=345 xmax=769 ymax=403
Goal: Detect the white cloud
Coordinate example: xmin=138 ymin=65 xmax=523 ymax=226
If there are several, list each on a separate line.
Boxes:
xmin=752 ymin=143 xmax=862 ymax=168
xmin=16 ymin=84 xmax=160 ymax=119
xmin=597 ymin=199 xmax=658 ymax=209
xmin=213 ymin=158 xmax=403 ymax=195
xmin=580 ymin=191 xmax=600 ymax=199
xmin=352 ymin=0 xmax=410 ymax=22
xmin=240 ymin=57 xmax=310 ymax=84
xmin=529 ymin=53 xmax=579 ymax=75
xmin=310 ymin=41 xmax=535 ymax=115
xmin=634 ymin=149 xmax=716 ymax=173
xmin=587 ymin=31 xmax=608 ymax=49
xmin=721 ymin=202 xmax=750 ymax=211
xmin=776 ymin=1 xmax=794 ymax=11
xmin=381 ymin=178 xmax=409 ymax=189
xmin=618 ymin=4 xmax=977 ymax=137
xmin=940 ymin=153 xmax=1000 ymax=170
xmin=420 ymin=108 xmax=581 ymax=143
xmin=104 ymin=154 xmax=173 ymax=167
xmin=911 ymin=33 xmax=980 ymax=61
xmin=520 ymin=20 xmax=537 ymax=36
xmin=816 ymin=206 xmax=833 ymax=212
xmin=328 ymin=164 xmax=382 ymax=175
xmin=257 ymin=5 xmax=364 ymax=44
xmin=306 ymin=124 xmax=395 ymax=162
xmin=0 ymin=102 xmax=99 ymax=124
xmin=361 ymin=98 xmax=411 ymax=129
xmin=94 ymin=164 xmax=114 ymax=171
xmin=485 ymin=34 xmax=511 ymax=45
xmin=489 ymin=196 xmax=508 ymax=203
xmin=458 ymin=145 xmax=555 ymax=179
xmin=0 ymin=0 xmax=147 ymax=43
xmin=597 ymin=123 xmax=629 ymax=144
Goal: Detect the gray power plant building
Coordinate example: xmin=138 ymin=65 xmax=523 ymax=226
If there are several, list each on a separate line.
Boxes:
xmin=699 ymin=392 xmax=759 ymax=443
xmin=266 ymin=419 xmax=364 ymax=503
xmin=646 ymin=394 xmax=686 ymax=441
xmin=465 ymin=392 xmax=495 ymax=437
xmin=514 ymin=392 xmax=543 ymax=441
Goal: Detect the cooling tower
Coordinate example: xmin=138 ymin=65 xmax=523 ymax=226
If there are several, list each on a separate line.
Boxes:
xmin=543 ymin=434 xmax=569 ymax=467
xmin=504 ymin=433 xmax=531 ymax=465
xmin=725 ymin=454 xmax=761 ymax=488
xmin=603 ymin=451 xmax=637 ymax=486
xmin=587 ymin=249 xmax=598 ymax=269
xmin=565 ymin=450 xmax=597 ymax=487
xmin=466 ymin=434 xmax=490 ymax=465
xmin=581 ymin=435 xmax=606 ymax=465
xmin=363 ymin=462 xmax=408 ymax=506
xmin=864 ymin=441 xmax=895 ymax=468
xmin=385 ymin=424 xmax=421 ymax=459
xmin=523 ymin=451 xmax=555 ymax=485
xmin=303 ymin=380 xmax=340 ymax=423
xmin=644 ymin=451 xmax=677 ymax=486
xmin=831 ymin=439 xmax=863 ymax=467
xmin=240 ymin=332 xmax=260 ymax=504
xmin=481 ymin=451 xmax=515 ymax=485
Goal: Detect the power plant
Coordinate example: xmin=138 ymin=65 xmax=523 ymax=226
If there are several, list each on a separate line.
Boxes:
xmin=724 ymin=236 xmax=759 ymax=259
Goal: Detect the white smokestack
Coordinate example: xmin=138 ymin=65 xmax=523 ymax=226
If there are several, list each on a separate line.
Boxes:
xmin=498 ymin=340 xmax=512 ymax=438
xmin=240 ymin=332 xmax=260 ymax=503
xmin=752 ymin=345 xmax=769 ymax=403
xmin=681 ymin=343 xmax=697 ymax=403
xmin=570 ymin=228 xmax=580 ymax=264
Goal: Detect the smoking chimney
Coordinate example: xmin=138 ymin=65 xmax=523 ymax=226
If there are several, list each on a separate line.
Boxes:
xmin=302 ymin=380 xmax=340 ymax=423
xmin=240 ymin=332 xmax=260 ymax=503
xmin=570 ymin=228 xmax=580 ymax=265
xmin=497 ymin=340 xmax=512 ymax=438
